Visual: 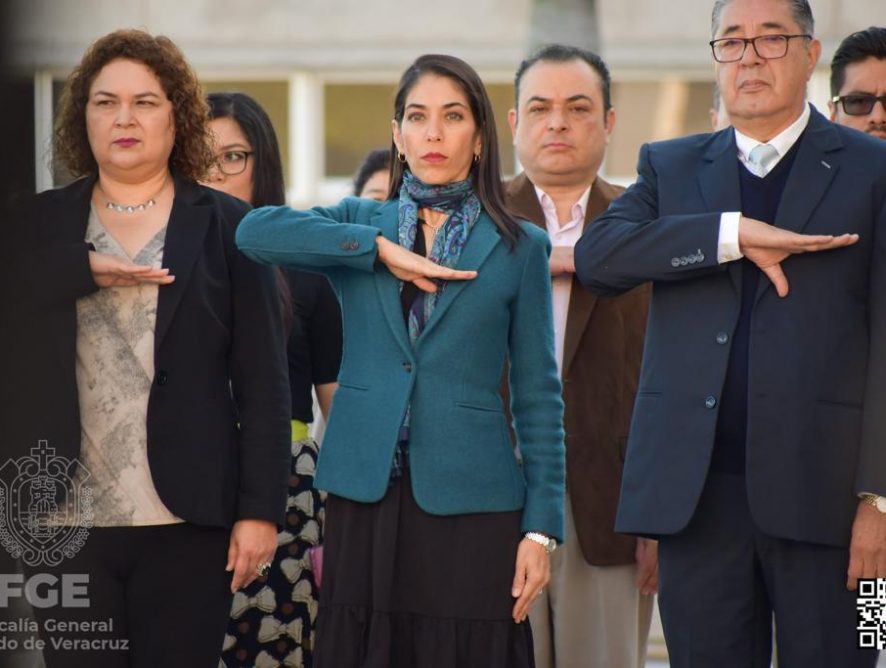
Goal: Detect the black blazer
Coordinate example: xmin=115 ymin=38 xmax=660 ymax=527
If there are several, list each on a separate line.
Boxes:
xmin=0 ymin=175 xmax=291 ymax=528
xmin=575 ymin=107 xmax=886 ymax=547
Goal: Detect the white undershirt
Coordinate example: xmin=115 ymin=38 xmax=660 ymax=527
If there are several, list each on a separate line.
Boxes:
xmin=534 ymin=184 xmax=591 ymax=376
xmin=717 ymin=104 xmax=811 ymax=263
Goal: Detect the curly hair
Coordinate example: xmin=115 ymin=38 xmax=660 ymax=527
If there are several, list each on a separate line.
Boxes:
xmin=54 ymin=29 xmax=214 ymax=181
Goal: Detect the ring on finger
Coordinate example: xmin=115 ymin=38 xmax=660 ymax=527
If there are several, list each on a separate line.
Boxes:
xmin=256 ymin=561 xmax=272 ymax=577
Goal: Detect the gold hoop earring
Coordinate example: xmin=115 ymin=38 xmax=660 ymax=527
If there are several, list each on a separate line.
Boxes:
xmin=397 ymin=152 xmax=407 ymax=163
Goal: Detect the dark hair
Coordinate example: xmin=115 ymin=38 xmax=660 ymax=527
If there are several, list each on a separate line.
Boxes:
xmin=513 ymin=44 xmax=612 ymax=114
xmin=353 ymin=148 xmax=391 ymax=197
xmin=206 ymin=92 xmax=292 ymax=332
xmin=830 ymin=27 xmax=886 ymax=97
xmin=206 ymin=92 xmax=286 ymax=207
xmin=711 ymin=0 xmax=814 ymax=39
xmin=388 ymin=54 xmax=522 ymax=249
xmin=55 ymin=29 xmax=213 ymax=181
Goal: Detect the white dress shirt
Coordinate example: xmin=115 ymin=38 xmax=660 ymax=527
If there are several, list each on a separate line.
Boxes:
xmin=717 ymin=104 xmax=811 ymax=263
xmin=534 ymin=184 xmax=591 ymax=376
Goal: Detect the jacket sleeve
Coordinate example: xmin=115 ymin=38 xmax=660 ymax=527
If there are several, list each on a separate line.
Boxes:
xmin=508 ymin=228 xmax=566 ymax=542
xmin=235 ymin=197 xmax=381 ymax=278
xmin=223 ymin=198 xmax=293 ymax=525
xmin=857 ymin=176 xmax=886 ymax=496
xmin=7 ymin=193 xmax=99 ymax=308
xmin=574 ymin=143 xmax=726 ymax=297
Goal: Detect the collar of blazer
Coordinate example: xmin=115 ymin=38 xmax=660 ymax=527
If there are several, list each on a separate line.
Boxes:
xmin=50 ymin=171 xmax=215 ymax=350
xmin=700 ymin=104 xmax=844 ymax=305
xmin=369 ymin=200 xmax=502 ymax=358
xmin=506 ymin=171 xmax=623 ymax=376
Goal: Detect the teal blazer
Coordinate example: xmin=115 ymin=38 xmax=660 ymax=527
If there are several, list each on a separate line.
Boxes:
xmin=237 ymin=197 xmax=565 ymax=541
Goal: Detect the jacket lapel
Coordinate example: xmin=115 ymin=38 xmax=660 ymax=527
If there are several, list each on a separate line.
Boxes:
xmin=47 ymin=176 xmax=94 ymax=244
xmin=47 ymin=178 xmax=94 ymax=364
xmin=372 ymin=203 xmax=415 ymax=360
xmin=506 ymin=172 xmax=607 ymax=377
xmin=699 ymin=129 xmax=743 ymax=295
xmin=506 ymin=173 xmax=546 ymax=230
xmin=755 ymin=108 xmax=842 ymax=303
xmin=154 ymin=176 xmax=211 ymax=349
xmin=772 ymin=108 xmax=842 ymax=235
xmin=561 ymin=180 xmax=617 ymax=375
xmin=416 ymin=213 xmax=500 ymax=345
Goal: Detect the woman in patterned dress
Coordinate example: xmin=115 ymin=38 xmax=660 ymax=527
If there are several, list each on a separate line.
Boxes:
xmin=204 ymin=92 xmax=342 ymax=668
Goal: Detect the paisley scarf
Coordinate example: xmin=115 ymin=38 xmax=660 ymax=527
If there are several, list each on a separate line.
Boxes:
xmin=396 ymin=169 xmax=481 ymax=346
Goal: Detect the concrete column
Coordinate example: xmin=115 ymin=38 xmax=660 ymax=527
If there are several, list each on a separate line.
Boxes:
xmin=288 ymin=72 xmax=324 ymax=207
xmin=34 ymin=71 xmax=54 ymax=192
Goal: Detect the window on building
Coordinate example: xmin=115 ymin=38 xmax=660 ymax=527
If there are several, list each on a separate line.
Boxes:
xmin=606 ymin=80 xmax=717 ymax=181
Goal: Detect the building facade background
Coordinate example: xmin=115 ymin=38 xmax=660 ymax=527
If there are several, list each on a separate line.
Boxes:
xmin=11 ymin=0 xmax=883 ymax=203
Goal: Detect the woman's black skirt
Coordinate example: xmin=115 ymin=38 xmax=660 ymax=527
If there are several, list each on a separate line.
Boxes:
xmin=314 ymin=471 xmax=534 ymax=668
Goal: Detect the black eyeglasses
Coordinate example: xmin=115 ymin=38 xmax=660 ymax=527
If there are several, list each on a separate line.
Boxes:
xmin=213 ymin=150 xmax=253 ymax=176
xmin=709 ymin=34 xmax=812 ymax=63
xmin=831 ymin=93 xmax=886 ymax=116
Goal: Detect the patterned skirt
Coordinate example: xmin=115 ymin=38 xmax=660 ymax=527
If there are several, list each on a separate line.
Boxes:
xmin=314 ymin=470 xmax=535 ymax=668
xmin=221 ymin=437 xmax=325 ymax=668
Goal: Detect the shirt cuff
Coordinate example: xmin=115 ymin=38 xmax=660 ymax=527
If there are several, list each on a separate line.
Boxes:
xmin=717 ymin=212 xmax=743 ymax=264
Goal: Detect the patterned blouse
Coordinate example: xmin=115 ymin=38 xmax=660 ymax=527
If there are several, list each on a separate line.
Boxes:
xmin=73 ymin=207 xmax=181 ymax=527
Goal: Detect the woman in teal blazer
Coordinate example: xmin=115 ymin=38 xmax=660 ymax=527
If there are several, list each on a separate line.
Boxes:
xmin=236 ymin=54 xmax=564 ymax=668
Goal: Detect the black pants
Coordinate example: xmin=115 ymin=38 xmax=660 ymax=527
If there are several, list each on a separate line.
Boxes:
xmin=25 ymin=523 xmax=232 ymax=668
xmin=658 ymin=472 xmax=878 ymax=668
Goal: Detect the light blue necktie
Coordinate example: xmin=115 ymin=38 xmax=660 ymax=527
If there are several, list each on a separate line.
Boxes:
xmin=747 ymin=143 xmax=779 ymax=178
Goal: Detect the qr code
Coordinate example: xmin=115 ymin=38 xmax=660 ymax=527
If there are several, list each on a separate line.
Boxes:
xmin=857 ymin=578 xmax=886 ymax=649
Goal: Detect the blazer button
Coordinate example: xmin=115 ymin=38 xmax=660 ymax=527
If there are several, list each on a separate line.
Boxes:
xmin=340 ymin=240 xmax=352 ymax=251
xmin=680 ymin=257 xmax=689 ymax=266
xmin=697 ymin=251 xmax=706 ymax=262
xmin=402 ymin=361 xmax=413 ymax=372
xmin=716 ymin=332 xmax=729 ymax=345
xmin=350 ymin=241 xmax=360 ymax=250
xmin=671 ymin=257 xmax=680 ymax=268
xmin=156 ymin=371 xmax=168 ymax=386
xmin=705 ymin=395 xmax=717 ymax=409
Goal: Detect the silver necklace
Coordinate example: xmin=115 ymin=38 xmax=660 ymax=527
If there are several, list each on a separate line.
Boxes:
xmin=105 ymin=198 xmax=156 ymax=214
xmin=101 ymin=176 xmax=168 ymax=214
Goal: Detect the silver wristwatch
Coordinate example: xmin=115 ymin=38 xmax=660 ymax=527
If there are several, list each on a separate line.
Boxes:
xmin=524 ymin=532 xmax=557 ymax=554
xmin=862 ymin=494 xmax=886 ymax=513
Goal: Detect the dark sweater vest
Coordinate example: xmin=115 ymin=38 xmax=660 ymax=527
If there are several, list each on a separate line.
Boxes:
xmin=709 ymin=135 xmax=803 ymax=474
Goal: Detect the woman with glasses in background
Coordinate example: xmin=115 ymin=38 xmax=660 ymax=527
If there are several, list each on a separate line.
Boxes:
xmin=204 ymin=91 xmax=342 ymax=668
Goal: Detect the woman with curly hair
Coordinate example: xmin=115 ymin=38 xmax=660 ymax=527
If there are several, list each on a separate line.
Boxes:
xmin=11 ymin=30 xmax=290 ymax=668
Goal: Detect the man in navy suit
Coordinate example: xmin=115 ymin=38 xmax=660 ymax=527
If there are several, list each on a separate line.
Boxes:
xmin=575 ymin=0 xmax=886 ymax=665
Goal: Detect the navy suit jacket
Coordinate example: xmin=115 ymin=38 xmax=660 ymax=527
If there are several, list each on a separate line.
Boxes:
xmin=236 ymin=197 xmax=566 ymax=541
xmin=575 ymin=107 xmax=886 ymax=547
